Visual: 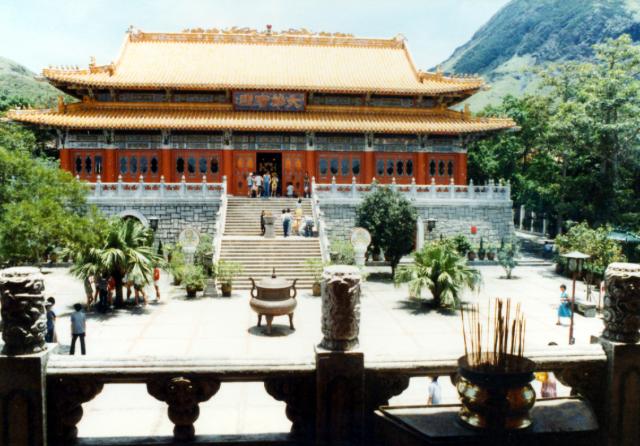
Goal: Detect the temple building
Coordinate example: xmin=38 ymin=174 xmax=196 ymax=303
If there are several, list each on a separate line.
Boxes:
xmin=9 ymin=26 xmax=515 ymax=196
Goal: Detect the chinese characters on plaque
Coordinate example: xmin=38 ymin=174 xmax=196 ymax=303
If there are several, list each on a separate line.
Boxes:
xmin=233 ymin=91 xmax=305 ymax=112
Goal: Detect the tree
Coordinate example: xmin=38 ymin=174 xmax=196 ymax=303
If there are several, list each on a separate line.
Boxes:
xmin=497 ymin=241 xmax=519 ymax=279
xmin=70 ymin=219 xmax=159 ymax=308
xmin=0 ymin=144 xmax=107 ymax=264
xmin=394 ymin=241 xmax=481 ymax=308
xmin=355 ymin=187 xmax=417 ymax=276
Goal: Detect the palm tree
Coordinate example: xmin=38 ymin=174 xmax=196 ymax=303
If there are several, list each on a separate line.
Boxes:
xmin=394 ymin=241 xmax=481 ymax=308
xmin=70 ymin=218 xmax=159 ymax=308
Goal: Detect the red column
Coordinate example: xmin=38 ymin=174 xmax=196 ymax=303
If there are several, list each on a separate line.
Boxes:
xmin=364 ymin=151 xmax=374 ymax=182
xmin=59 ymin=148 xmax=71 ymax=174
xmin=416 ymin=152 xmax=426 ymax=184
xmin=161 ymin=148 xmax=172 ymax=182
xmin=305 ymin=150 xmax=315 ymax=179
xmin=222 ymin=149 xmax=233 ymax=192
xmin=458 ymin=153 xmax=468 ymax=184
xmin=104 ymin=148 xmax=116 ymax=182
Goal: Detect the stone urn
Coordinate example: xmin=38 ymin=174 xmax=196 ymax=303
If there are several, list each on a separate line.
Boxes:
xmin=249 ymin=269 xmax=297 ymax=335
xmin=320 ymin=265 xmax=361 ymax=351
xmin=264 ymin=214 xmax=275 ymax=238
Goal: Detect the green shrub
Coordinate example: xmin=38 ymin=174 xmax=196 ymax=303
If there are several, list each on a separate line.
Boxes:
xmin=183 ymin=264 xmax=206 ymax=292
xmin=330 ymin=239 xmax=355 ymax=265
xmin=451 ymin=234 xmax=472 ymax=255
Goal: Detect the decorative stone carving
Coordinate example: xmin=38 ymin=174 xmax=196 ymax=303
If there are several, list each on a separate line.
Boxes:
xmin=264 ymin=375 xmax=316 ymax=438
xmin=365 ymin=371 xmax=410 ymax=411
xmin=147 ymin=376 xmax=220 ymax=441
xmin=0 ymin=267 xmax=47 ymax=355
xmin=320 ymin=265 xmax=361 ymax=351
xmin=602 ymin=263 xmax=640 ymax=343
xmin=48 ymin=377 xmax=104 ymax=442
xmin=350 ymin=228 xmax=371 ymax=267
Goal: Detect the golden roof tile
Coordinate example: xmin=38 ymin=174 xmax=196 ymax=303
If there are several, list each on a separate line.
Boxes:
xmin=42 ymin=28 xmax=484 ymax=95
xmin=8 ymin=102 xmax=515 ymax=134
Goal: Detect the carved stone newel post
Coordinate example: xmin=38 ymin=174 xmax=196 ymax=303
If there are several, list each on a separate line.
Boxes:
xmin=0 ymin=267 xmax=47 ymax=355
xmin=602 ymin=263 xmax=640 ymax=343
xmin=0 ymin=267 xmax=50 ymax=446
xmin=320 ymin=265 xmax=361 ymax=351
xmin=317 ymin=265 xmax=364 ymax=446
xmin=598 ymin=262 xmax=640 ymax=446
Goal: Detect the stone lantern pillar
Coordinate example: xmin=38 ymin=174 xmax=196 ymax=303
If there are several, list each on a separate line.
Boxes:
xmin=316 ymin=265 xmax=364 ymax=445
xmin=0 ymin=267 xmax=50 ymax=446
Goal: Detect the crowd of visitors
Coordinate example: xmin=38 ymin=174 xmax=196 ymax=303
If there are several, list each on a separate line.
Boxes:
xmin=82 ymin=266 xmax=162 ymax=313
xmin=276 ymin=199 xmax=314 ymax=237
xmin=246 ymin=171 xmax=312 ymax=198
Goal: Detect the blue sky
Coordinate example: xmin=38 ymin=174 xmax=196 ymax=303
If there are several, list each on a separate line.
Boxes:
xmin=1 ymin=0 xmax=510 ymax=73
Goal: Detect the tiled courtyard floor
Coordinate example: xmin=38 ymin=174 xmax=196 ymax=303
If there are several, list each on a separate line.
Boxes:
xmin=41 ymin=259 xmax=600 ymax=438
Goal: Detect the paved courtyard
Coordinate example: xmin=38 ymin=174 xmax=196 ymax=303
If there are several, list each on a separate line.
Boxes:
xmin=41 ymin=258 xmax=599 ymax=438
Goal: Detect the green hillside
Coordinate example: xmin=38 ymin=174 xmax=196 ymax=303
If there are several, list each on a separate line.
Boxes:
xmin=440 ymin=0 xmax=640 ymax=109
xmin=0 ymin=56 xmax=62 ymax=112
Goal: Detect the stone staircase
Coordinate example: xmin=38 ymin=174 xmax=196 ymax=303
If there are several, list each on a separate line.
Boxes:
xmin=220 ymin=197 xmax=322 ymax=289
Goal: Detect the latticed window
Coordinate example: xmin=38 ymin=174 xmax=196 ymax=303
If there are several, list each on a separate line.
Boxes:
xmin=188 ymin=157 xmax=196 ymax=174
xmin=176 ymin=158 xmax=184 ymax=174
xmin=438 ymin=161 xmax=445 ymax=176
xmin=140 ymin=157 xmax=148 ymax=174
xmin=151 ymin=157 xmax=159 ymax=174
xmin=130 ymin=156 xmax=138 ymax=174
xmin=210 ymin=158 xmax=219 ymax=174
xmin=120 ymin=157 xmax=127 ymax=174
xmin=448 ymin=161 xmax=454 ymax=176
xmin=430 ymin=160 xmax=436 ymax=176
xmin=352 ymin=159 xmax=361 ymax=175
xmin=406 ymin=160 xmax=413 ymax=176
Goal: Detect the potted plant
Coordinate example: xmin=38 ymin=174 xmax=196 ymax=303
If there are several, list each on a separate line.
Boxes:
xmin=305 ymin=258 xmax=326 ymax=296
xmin=169 ymin=249 xmax=186 ymax=285
xmin=478 ymin=237 xmax=486 ymax=261
xmin=452 ymin=234 xmax=472 ymax=256
xmin=216 ymin=260 xmax=243 ymax=297
xmin=467 ymin=249 xmax=477 ymax=261
xmin=183 ymin=264 xmax=206 ymax=298
xmin=487 ymin=244 xmax=496 ymax=261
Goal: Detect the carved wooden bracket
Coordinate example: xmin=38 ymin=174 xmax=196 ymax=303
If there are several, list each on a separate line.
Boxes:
xmin=365 ymin=372 xmax=411 ymax=411
xmin=48 ymin=377 xmax=104 ymax=444
xmin=147 ymin=376 xmax=220 ymax=442
xmin=557 ymin=364 xmax=606 ymax=419
xmin=264 ymin=375 xmax=316 ymax=438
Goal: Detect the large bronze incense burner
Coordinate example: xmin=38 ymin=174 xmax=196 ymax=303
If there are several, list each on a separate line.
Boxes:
xmin=249 ymin=269 xmax=297 ymax=335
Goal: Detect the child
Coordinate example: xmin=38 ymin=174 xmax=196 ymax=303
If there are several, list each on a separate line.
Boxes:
xmin=557 ymin=284 xmax=571 ymax=325
xmin=153 ymin=266 xmax=161 ymax=301
xmin=45 ymin=297 xmax=57 ymax=343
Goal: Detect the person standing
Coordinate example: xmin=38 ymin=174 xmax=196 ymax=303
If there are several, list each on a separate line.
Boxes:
xmin=427 ymin=377 xmax=441 ymax=405
xmin=260 ymin=210 xmax=266 ymax=236
xmin=263 ymin=172 xmax=271 ymax=198
xmin=271 ymin=173 xmax=279 ymax=197
xmin=45 ymin=297 xmax=57 ymax=343
xmin=281 ymin=209 xmax=289 ymax=237
xmin=556 ymin=284 xmax=571 ymax=325
xmin=255 ymin=173 xmax=263 ymax=197
xmin=69 ymin=303 xmax=86 ymax=355
xmin=247 ymin=172 xmax=254 ymax=197
xmin=96 ymin=273 xmax=109 ymax=313
xmin=153 ymin=266 xmax=161 ymax=301
xmin=286 ymin=182 xmax=294 ymax=197
xmin=303 ymin=172 xmax=310 ymax=198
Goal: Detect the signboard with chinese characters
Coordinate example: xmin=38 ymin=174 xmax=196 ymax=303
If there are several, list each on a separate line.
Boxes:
xmin=233 ymin=91 xmax=305 ymax=112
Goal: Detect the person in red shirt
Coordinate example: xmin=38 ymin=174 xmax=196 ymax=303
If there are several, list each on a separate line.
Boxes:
xmin=107 ymin=276 xmax=116 ymax=307
xmin=153 ymin=266 xmax=161 ymax=301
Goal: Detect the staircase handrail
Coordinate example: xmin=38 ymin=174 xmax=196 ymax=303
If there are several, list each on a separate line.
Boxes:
xmin=212 ymin=176 xmax=228 ymax=263
xmin=312 ymin=177 xmax=331 ymax=263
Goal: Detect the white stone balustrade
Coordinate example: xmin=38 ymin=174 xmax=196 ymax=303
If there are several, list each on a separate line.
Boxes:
xmin=84 ymin=175 xmax=227 ymax=204
xmin=312 ymin=177 xmax=511 ymax=203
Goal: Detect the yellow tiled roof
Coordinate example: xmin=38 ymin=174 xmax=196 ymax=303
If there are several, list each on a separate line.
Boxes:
xmin=42 ymin=29 xmax=484 ymax=95
xmin=8 ymin=102 xmax=515 ymax=134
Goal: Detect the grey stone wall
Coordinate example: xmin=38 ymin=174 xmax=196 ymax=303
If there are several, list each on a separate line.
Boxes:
xmin=320 ymin=200 xmax=515 ymax=247
xmin=95 ymin=202 xmax=219 ymax=244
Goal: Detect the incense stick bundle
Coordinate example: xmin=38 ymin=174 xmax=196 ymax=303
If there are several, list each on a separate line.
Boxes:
xmin=460 ymin=298 xmax=527 ymax=372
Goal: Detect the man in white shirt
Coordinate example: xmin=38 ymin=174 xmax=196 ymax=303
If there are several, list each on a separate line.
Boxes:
xmin=286 ymin=183 xmax=294 ymax=197
xmin=427 ymin=377 xmax=441 ymax=405
xmin=69 ymin=303 xmax=87 ymax=355
xmin=255 ymin=174 xmax=263 ymax=197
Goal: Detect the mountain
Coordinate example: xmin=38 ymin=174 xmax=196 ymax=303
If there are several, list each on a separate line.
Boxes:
xmin=0 ymin=57 xmax=61 ymax=111
xmin=440 ymin=0 xmax=640 ymax=109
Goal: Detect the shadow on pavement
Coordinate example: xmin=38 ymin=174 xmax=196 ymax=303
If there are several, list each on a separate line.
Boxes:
xmin=395 ymin=299 xmax=458 ymax=316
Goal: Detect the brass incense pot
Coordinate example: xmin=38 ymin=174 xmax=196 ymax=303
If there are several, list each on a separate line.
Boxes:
xmin=457 ymin=354 xmax=536 ymax=430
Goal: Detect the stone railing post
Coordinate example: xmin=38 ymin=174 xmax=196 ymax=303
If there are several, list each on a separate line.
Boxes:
xmin=599 ymin=263 xmax=640 ymax=446
xmin=416 ymin=216 xmax=424 ymax=251
xmin=410 ymin=177 xmax=417 ymax=200
xmin=370 ymin=178 xmax=377 ymax=194
xmin=530 ymin=211 xmax=536 ymax=233
xmin=137 ymin=175 xmax=144 ymax=198
xmin=160 ymin=175 xmax=166 ymax=198
xmin=317 ymin=266 xmax=364 ymax=446
xmin=95 ymin=175 xmax=102 ymax=197
xmin=542 ymin=216 xmax=548 ymax=236
xmin=180 ymin=175 xmax=186 ymax=197
xmin=505 ymin=180 xmax=511 ymax=200
xmin=351 ymin=176 xmax=357 ymax=199
xmin=0 ymin=267 xmax=50 ymax=446
xmin=222 ymin=175 xmax=228 ymax=196
xmin=469 ymin=179 xmax=475 ymax=199
xmin=202 ymin=175 xmax=207 ymax=198
xmin=449 ymin=177 xmax=455 ymax=199
xmin=331 ymin=176 xmax=337 ymax=196
xmin=519 ymin=204 xmax=525 ymax=230
xmin=391 ymin=177 xmax=397 ymax=192
xmin=487 ymin=179 xmax=494 ymax=200
xmin=117 ymin=174 xmax=123 ymax=196
xmin=430 ymin=178 xmax=436 ymax=199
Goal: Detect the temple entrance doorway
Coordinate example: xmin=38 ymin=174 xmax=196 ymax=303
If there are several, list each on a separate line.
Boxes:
xmin=257 ymin=152 xmax=282 ymax=196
